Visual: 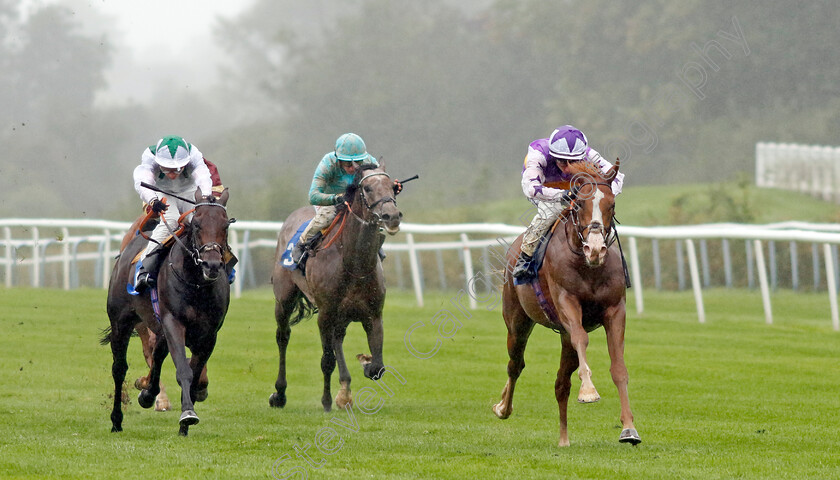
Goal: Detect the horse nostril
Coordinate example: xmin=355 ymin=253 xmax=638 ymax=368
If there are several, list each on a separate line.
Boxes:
xmin=398 ymin=212 xmax=403 ymax=219
xmin=381 ymin=213 xmax=391 ymax=222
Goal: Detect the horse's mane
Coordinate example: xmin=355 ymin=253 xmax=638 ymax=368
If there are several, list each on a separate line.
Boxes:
xmin=566 ymin=159 xmax=609 ymax=182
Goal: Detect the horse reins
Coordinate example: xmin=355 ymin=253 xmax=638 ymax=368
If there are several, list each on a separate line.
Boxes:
xmin=357 ymin=172 xmax=397 ymax=220
xmin=565 ymin=182 xmax=617 ymax=255
xmin=315 ymin=171 xmax=395 ymax=278
xmin=160 ymin=201 xmax=229 ymax=279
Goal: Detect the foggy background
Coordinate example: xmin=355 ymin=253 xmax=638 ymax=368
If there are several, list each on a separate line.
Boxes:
xmin=1 ymin=0 xmax=837 ymax=220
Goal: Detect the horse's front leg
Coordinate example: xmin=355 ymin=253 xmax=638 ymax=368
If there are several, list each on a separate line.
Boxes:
xmin=333 ymin=323 xmax=353 ymax=409
xmin=160 ymin=314 xmax=199 ymax=434
xmin=189 ymin=356 xmax=210 ymax=402
xmin=137 ymin=328 xmax=169 ymax=410
xmin=360 ymin=316 xmax=385 ymax=380
xmin=318 ymin=314 xmax=337 ymax=412
xmin=603 ymin=301 xmax=641 ymax=445
xmin=186 ymin=334 xmax=216 ymax=405
xmin=557 ymin=293 xmax=599 ymax=403
xmin=555 ymin=335 xmax=580 ymax=447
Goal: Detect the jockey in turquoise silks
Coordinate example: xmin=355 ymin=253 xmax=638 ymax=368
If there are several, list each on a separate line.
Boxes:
xmin=131 ymin=135 xmax=213 ymax=293
xmin=290 ymin=133 xmax=402 ymax=263
xmin=512 ymin=125 xmax=625 ymax=281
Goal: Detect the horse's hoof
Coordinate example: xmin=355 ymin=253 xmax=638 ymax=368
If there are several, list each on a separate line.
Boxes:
xmin=335 ymin=394 xmax=353 ymax=409
xmin=154 ymin=396 xmax=170 ymax=412
xmin=492 ymin=402 xmax=510 ymax=419
xmin=138 ymin=390 xmax=156 ymax=409
xmin=195 ymin=388 xmax=208 ymax=403
xmin=577 ymin=390 xmax=600 ymax=403
xmin=134 ymin=377 xmax=148 ymax=391
xmin=179 ymin=424 xmax=189 ymax=437
xmin=179 ymin=410 xmax=200 ymax=426
xmin=619 ymin=428 xmax=641 ymax=445
xmin=111 ymin=425 xmax=122 ymax=433
xmin=269 ymin=392 xmax=286 ymax=408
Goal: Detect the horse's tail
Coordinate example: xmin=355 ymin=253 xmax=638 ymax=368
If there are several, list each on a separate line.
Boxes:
xmin=99 ymin=326 xmax=138 ymax=345
xmin=99 ymin=326 xmax=112 ymax=346
xmin=289 ymin=294 xmax=318 ymax=327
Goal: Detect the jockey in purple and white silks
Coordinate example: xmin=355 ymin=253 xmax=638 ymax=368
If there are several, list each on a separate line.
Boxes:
xmin=131 ymin=135 xmax=213 ymax=293
xmin=512 ymin=125 xmax=625 ymax=280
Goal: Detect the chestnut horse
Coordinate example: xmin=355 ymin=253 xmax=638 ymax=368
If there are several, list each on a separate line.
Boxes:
xmin=269 ymin=164 xmax=402 ymax=411
xmin=492 ymin=160 xmax=641 ymax=447
xmin=103 ymin=189 xmax=233 ymax=435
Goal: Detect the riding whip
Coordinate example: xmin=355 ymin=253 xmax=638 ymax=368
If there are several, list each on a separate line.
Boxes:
xmin=140 ymin=182 xmax=197 ymax=205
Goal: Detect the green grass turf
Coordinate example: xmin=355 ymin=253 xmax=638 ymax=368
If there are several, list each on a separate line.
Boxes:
xmin=0 ymin=287 xmax=838 ymax=479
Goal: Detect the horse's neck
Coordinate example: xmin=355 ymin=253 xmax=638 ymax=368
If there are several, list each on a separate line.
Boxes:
xmin=168 ymin=235 xmax=198 ymax=277
xmin=340 ymin=207 xmax=380 ymax=272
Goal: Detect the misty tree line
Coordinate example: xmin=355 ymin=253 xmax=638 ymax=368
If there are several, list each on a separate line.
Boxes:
xmin=2 ymin=0 xmax=838 ymax=219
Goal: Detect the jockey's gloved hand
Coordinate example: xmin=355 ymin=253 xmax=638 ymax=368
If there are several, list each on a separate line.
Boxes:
xmin=560 ymin=192 xmax=573 ymax=205
xmin=150 ymin=199 xmax=168 ymax=214
xmin=334 ymin=194 xmax=345 ymax=205
xmin=393 ymin=180 xmax=403 ymax=195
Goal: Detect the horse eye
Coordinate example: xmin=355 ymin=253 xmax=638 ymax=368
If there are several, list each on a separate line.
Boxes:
xmin=364 ymin=186 xmax=372 ymax=193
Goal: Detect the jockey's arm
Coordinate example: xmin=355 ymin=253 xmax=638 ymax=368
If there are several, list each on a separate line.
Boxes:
xmin=187 ymin=146 xmax=213 ymax=197
xmin=308 ymin=154 xmax=342 ymax=206
xmin=587 ymin=148 xmax=625 ymax=195
xmin=133 ymin=149 xmax=160 ymax=205
xmin=521 ymin=150 xmax=570 ymax=204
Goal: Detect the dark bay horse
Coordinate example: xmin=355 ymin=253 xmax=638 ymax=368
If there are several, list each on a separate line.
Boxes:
xmin=118 ymin=209 xmax=211 ymax=412
xmin=269 ymin=164 xmax=402 ymax=411
xmin=492 ymin=160 xmax=641 ymax=447
xmin=103 ymin=189 xmax=233 ymax=435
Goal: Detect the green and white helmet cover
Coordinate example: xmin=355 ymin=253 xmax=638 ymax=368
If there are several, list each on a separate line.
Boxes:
xmin=152 ymin=135 xmax=192 ymax=169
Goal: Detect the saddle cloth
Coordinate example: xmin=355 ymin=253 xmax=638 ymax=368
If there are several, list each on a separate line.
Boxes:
xmin=279 ymin=220 xmax=313 ymax=271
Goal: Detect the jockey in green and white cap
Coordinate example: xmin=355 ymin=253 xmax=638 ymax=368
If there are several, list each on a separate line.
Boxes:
xmin=129 ymin=135 xmax=213 ymax=294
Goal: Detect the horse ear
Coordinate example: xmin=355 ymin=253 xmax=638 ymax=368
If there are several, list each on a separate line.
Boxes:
xmin=377 ymin=156 xmax=385 ymax=170
xmin=218 ymin=188 xmax=229 ymax=206
xmin=605 ymin=158 xmax=620 ymax=181
xmin=194 ymin=188 xmax=203 ymax=203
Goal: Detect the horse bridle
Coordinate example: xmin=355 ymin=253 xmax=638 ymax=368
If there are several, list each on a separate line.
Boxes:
xmin=162 ymin=201 xmax=230 ymax=268
xmin=354 ymin=171 xmax=397 ymax=224
xmin=567 ymin=182 xmax=617 ymax=254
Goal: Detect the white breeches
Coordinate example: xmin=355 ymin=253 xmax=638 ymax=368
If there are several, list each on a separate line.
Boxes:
xmin=140 ymin=196 xmax=195 ymax=259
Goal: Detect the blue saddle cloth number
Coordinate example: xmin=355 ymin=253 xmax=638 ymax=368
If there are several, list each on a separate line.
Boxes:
xmin=280 ymin=220 xmax=312 ymax=271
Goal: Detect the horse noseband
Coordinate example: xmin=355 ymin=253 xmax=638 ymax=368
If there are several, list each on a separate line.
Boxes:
xmin=193 ymin=242 xmax=224 ymax=266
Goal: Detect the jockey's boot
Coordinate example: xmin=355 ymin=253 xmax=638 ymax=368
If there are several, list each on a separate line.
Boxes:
xmin=511 ymin=252 xmax=534 ymax=281
xmin=134 ymin=245 xmax=166 ymax=293
xmin=291 ymin=231 xmax=323 ymax=264
xmin=225 ymin=250 xmax=239 ymax=284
